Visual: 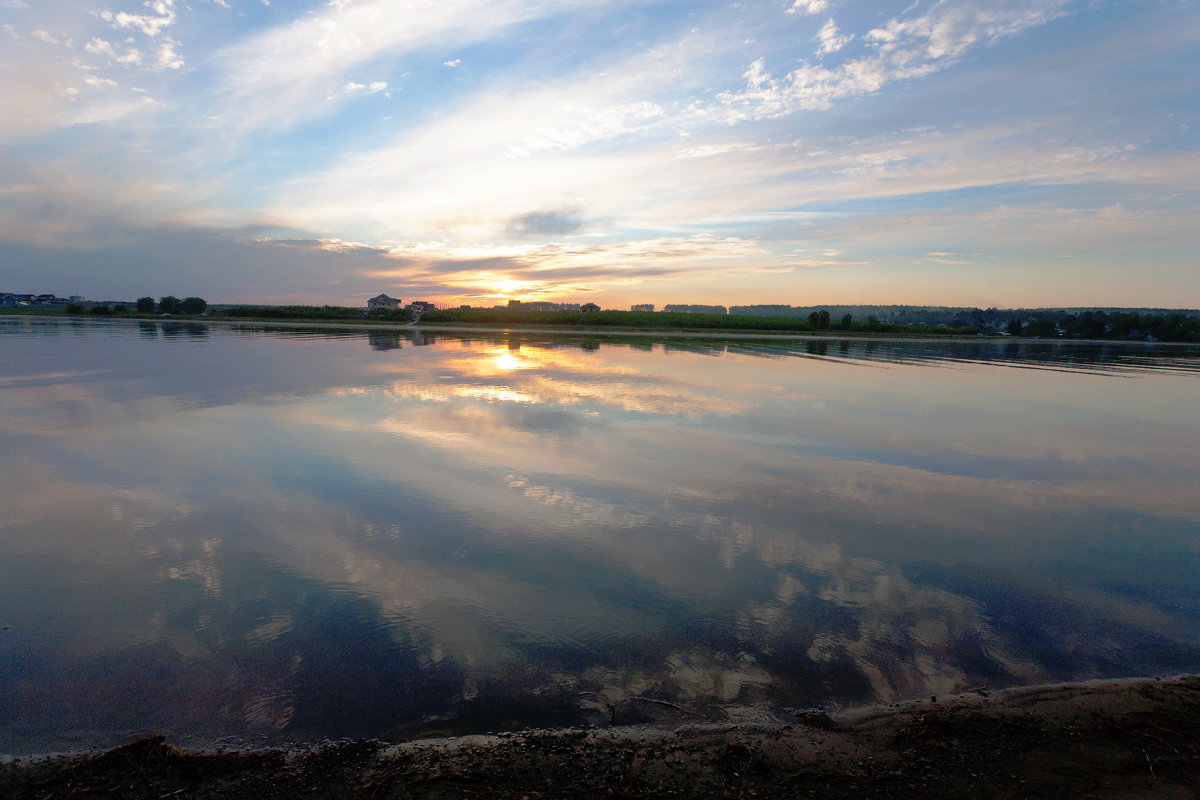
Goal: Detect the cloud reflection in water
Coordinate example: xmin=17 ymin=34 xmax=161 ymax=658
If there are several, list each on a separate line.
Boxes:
xmin=1 ymin=319 xmax=1198 ymax=752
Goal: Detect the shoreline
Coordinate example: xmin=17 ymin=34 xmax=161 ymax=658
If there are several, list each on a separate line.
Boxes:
xmin=6 ymin=313 xmax=1197 ymax=347
xmin=5 ymin=674 xmax=1198 ymax=798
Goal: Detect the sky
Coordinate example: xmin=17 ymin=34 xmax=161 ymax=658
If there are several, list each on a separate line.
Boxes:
xmin=1 ymin=0 xmax=1197 ymax=309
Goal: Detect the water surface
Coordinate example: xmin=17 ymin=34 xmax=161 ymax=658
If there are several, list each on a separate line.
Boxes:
xmin=2 ymin=318 xmax=1198 ymax=753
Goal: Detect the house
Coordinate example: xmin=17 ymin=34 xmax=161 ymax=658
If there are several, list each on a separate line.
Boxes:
xmin=0 ymin=294 xmax=16 ymax=307
xmin=367 ymin=293 xmax=401 ymax=310
xmin=580 ymin=302 xmax=601 ymax=312
xmin=409 ymin=301 xmax=435 ymax=312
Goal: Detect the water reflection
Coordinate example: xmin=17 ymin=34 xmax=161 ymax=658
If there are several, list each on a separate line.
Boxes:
xmin=1 ymin=318 xmax=1198 ymax=753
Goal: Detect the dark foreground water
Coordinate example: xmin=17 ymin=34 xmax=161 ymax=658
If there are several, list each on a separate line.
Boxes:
xmin=2 ymin=318 xmax=1198 ymax=753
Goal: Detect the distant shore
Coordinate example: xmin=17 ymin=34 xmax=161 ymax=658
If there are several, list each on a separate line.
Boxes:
xmin=5 ymin=675 xmax=1198 ymax=798
xmin=8 ymin=313 xmax=1198 ymax=346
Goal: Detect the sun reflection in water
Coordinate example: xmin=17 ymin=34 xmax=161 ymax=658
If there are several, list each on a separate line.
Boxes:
xmin=492 ymin=351 xmax=529 ymax=372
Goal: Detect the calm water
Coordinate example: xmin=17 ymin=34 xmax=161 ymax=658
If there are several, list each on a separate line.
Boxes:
xmin=2 ymin=317 xmax=1199 ymax=753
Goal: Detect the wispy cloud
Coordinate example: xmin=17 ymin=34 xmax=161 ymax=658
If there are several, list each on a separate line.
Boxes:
xmin=815 ymin=18 xmax=852 ymax=55
xmin=31 ymin=29 xmax=62 ymax=45
xmin=214 ymin=0 xmax=601 ymax=130
xmin=716 ymin=0 xmax=1072 ymax=122
xmin=85 ymin=37 xmax=143 ymax=64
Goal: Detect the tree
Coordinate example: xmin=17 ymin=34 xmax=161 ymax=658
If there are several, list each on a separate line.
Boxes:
xmin=89 ymin=304 xmax=112 ymax=316
xmin=65 ymin=303 xmax=85 ymax=315
xmin=181 ymin=296 xmax=207 ymax=315
xmin=1111 ymin=313 xmax=1140 ymax=338
xmin=158 ymin=296 xmax=180 ymax=313
xmin=817 ymin=309 xmax=830 ymax=330
xmin=1073 ymin=311 xmax=1106 ymax=339
xmin=1006 ymin=318 xmax=1023 ymax=336
xmin=136 ymin=297 xmax=155 ymax=313
xmin=841 ymin=313 xmax=853 ymax=330
xmin=808 ymin=311 xmax=820 ymax=328
xmin=1025 ymin=319 xmax=1057 ymax=337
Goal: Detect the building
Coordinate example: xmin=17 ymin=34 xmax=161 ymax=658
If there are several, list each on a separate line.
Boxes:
xmin=527 ymin=301 xmax=580 ymax=312
xmin=409 ymin=301 xmax=435 ymax=312
xmin=580 ymin=302 xmax=601 ymax=312
xmin=663 ymin=304 xmax=728 ymax=315
xmin=631 ymin=304 xmax=655 ymax=313
xmin=367 ymin=293 xmax=401 ymax=310
xmin=508 ymin=300 xmax=580 ymax=312
xmin=0 ymin=294 xmax=16 ymax=307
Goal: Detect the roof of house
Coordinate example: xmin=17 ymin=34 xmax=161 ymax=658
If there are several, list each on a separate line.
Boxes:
xmin=368 ymin=293 xmax=397 ymax=302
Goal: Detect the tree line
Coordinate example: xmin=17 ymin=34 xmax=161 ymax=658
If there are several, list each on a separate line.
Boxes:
xmin=420 ymin=307 xmax=968 ymax=335
xmin=62 ymin=296 xmax=208 ymax=316
xmin=1004 ymin=310 xmax=1200 ymax=342
xmin=138 ymin=296 xmax=208 ymax=314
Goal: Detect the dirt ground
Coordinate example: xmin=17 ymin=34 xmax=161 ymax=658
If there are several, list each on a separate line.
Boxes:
xmin=4 ymin=676 xmax=1198 ymax=799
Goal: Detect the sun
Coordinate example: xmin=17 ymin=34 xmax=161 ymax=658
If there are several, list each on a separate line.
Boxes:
xmin=477 ymin=277 xmax=541 ymax=301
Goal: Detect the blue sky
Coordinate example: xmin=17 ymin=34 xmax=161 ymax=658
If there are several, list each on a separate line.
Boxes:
xmin=1 ymin=0 xmax=1197 ymax=308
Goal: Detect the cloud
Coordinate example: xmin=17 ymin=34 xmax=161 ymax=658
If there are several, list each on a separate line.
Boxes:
xmin=925 ymin=251 xmax=972 ymax=264
xmin=97 ymin=0 xmax=178 ymax=38
xmin=443 ymin=58 xmax=461 ymax=67
xmin=156 ymin=38 xmax=183 ymax=70
xmin=359 ymin=235 xmax=778 ymax=302
xmin=31 ymin=29 xmax=61 ymax=45
xmin=506 ymin=209 xmax=587 ymax=236
xmin=215 ymin=0 xmax=603 ymax=130
xmin=504 ymin=100 xmax=665 ymax=158
xmin=786 ymin=0 xmax=827 ymax=15
xmin=0 ymin=214 xmax=418 ymax=304
xmin=85 ymin=37 xmax=143 ymax=64
xmin=344 ymin=80 xmax=388 ymax=94
xmin=267 ymin=41 xmax=703 ymax=241
xmin=815 ymin=18 xmax=851 ymax=55
xmin=716 ymin=0 xmax=1072 ymax=122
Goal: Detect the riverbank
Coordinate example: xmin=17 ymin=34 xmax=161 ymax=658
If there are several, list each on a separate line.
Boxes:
xmin=10 ymin=313 xmax=1195 ymax=347
xmin=5 ymin=675 xmax=1197 ymax=798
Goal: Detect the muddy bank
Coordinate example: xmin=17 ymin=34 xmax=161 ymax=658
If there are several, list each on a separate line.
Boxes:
xmin=4 ymin=676 xmax=1198 ymax=798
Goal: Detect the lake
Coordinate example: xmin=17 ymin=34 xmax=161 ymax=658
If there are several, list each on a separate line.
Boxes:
xmin=2 ymin=317 xmax=1198 ymax=754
